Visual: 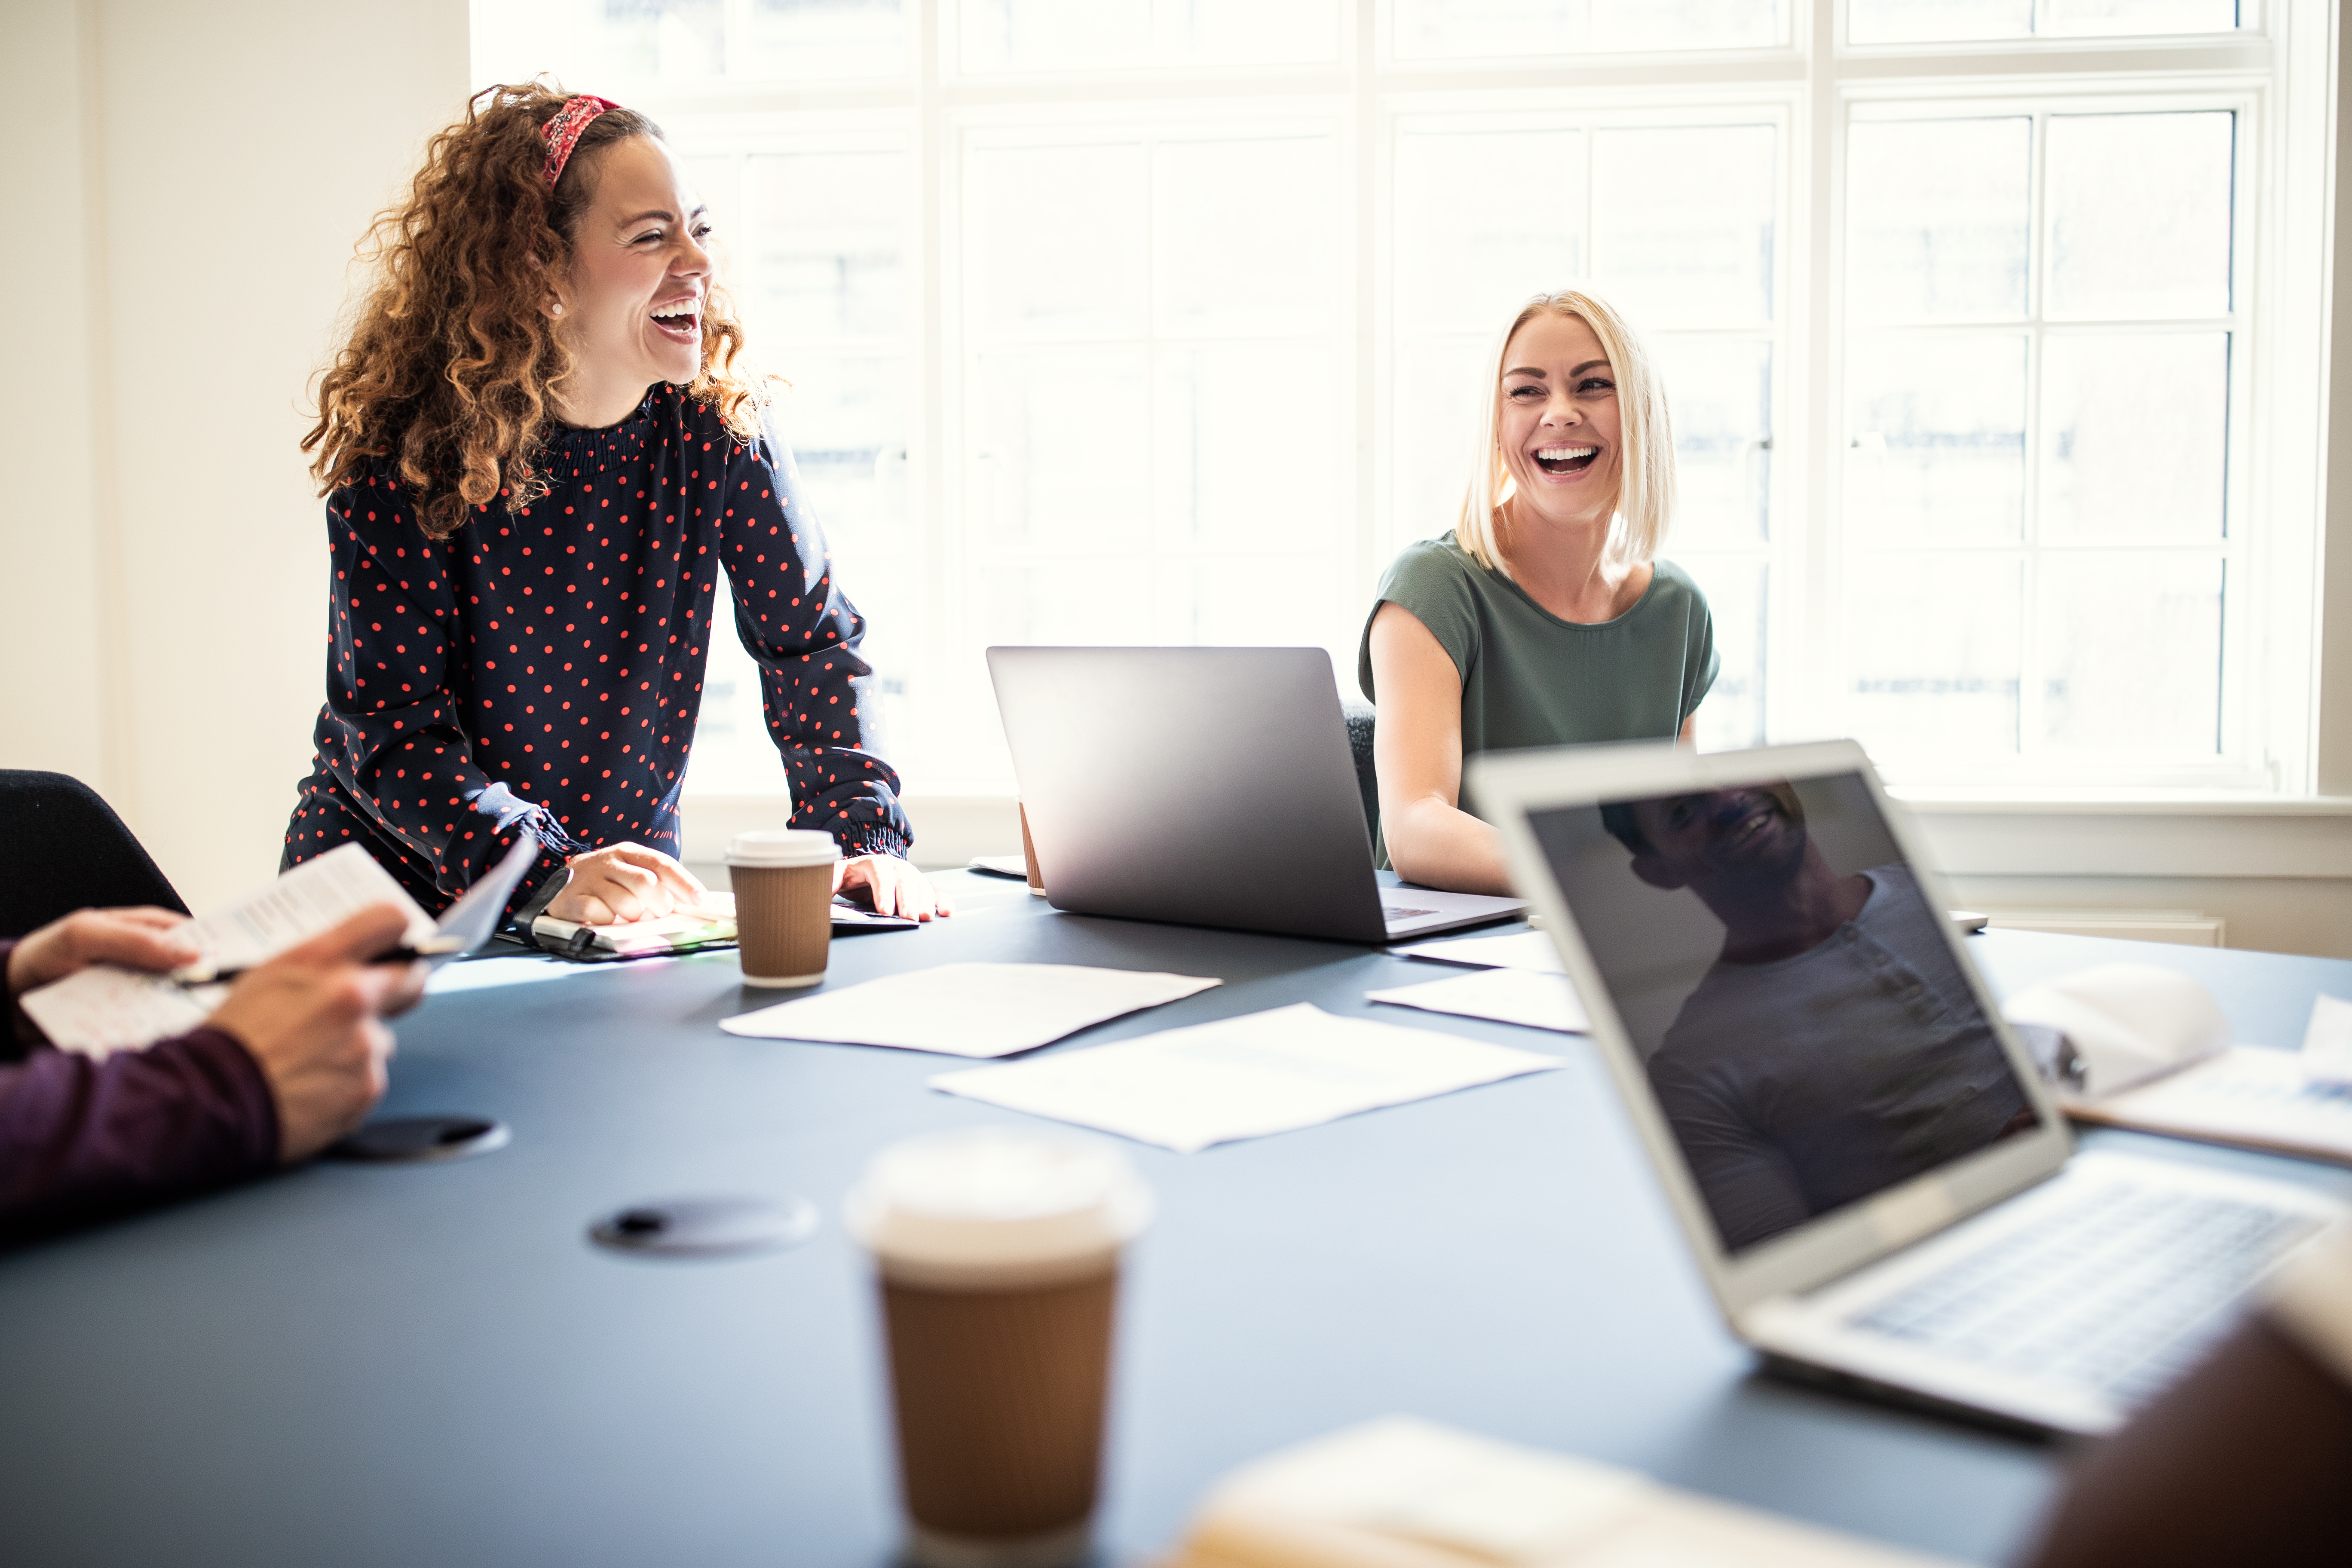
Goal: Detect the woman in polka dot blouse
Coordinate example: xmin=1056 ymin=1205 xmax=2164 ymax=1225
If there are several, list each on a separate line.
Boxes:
xmin=283 ymin=85 xmax=948 ymax=924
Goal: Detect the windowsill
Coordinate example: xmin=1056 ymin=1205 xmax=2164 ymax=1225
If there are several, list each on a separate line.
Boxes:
xmin=679 ymin=787 xmax=2352 ymax=879
xmin=1886 ymin=788 xmax=2352 ymax=817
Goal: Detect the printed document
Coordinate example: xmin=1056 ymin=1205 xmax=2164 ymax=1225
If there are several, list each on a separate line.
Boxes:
xmin=182 ymin=842 xmax=436 ymax=975
xmin=718 ymin=962 xmax=1219 ymax=1057
xmin=2303 ymin=992 xmax=2352 ymax=1083
xmin=1366 ymin=968 xmax=1588 ymax=1034
xmin=928 ymin=1002 xmax=1563 ymax=1152
xmin=1395 ymin=931 xmax=1565 ymax=975
xmin=21 ymin=843 xmax=437 ymax=1058
xmin=2074 ymin=1046 xmax=2352 ymax=1166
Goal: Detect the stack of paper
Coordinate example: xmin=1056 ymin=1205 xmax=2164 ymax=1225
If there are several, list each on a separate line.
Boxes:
xmin=2074 ymin=1047 xmax=2352 ymax=1166
xmin=718 ymin=962 xmax=1219 ymax=1057
xmin=1367 ymin=968 xmax=1588 ymax=1033
xmin=1395 ymin=931 xmax=1566 ymax=974
xmin=1166 ymin=1417 xmax=1959 ymax=1568
xmin=930 ymin=1003 xmax=1563 ymax=1152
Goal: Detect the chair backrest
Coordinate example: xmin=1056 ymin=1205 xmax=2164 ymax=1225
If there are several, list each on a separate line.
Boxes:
xmin=1341 ymin=701 xmax=1378 ymax=842
xmin=0 ymin=771 xmax=188 ymax=939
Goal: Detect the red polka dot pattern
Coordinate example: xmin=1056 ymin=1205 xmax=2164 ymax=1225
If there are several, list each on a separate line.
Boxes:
xmin=281 ymin=384 xmax=910 ymax=915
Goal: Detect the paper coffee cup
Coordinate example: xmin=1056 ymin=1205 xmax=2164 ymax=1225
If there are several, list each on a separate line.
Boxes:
xmin=725 ymin=830 xmax=839 ymax=987
xmin=847 ymin=1129 xmax=1153 ymax=1568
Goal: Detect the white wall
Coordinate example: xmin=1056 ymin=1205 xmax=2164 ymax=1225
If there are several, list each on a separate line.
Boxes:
xmin=0 ymin=0 xmax=470 ymax=909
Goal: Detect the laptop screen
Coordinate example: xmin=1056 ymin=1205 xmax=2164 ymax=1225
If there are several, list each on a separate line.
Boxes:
xmin=1526 ymin=772 xmax=2043 ymax=1256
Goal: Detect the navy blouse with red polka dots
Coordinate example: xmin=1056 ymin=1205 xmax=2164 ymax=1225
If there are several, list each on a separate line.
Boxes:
xmin=282 ymin=384 xmax=909 ymax=915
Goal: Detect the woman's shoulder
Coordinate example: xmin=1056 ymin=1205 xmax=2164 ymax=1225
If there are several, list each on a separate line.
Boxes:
xmin=672 ymin=383 xmax=769 ymax=458
xmin=1644 ymin=557 xmax=1711 ymax=607
xmin=325 ymin=456 xmax=424 ymax=529
xmin=1377 ymin=531 xmax=1488 ymax=599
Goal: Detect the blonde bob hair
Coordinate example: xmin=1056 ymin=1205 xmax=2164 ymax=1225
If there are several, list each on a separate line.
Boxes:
xmin=1454 ymin=289 xmax=1675 ymax=578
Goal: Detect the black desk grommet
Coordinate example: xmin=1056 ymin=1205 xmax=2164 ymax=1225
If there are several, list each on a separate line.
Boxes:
xmin=328 ymin=1115 xmax=511 ymax=1164
xmin=588 ymin=1196 xmax=820 ymax=1259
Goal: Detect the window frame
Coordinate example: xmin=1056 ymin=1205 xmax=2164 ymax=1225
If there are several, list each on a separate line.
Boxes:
xmin=481 ymin=0 xmax=2332 ymax=801
xmin=1824 ymin=79 xmax=2265 ymax=786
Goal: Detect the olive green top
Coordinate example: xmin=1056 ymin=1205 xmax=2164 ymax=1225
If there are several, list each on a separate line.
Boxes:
xmin=1357 ymin=532 xmax=1718 ymax=858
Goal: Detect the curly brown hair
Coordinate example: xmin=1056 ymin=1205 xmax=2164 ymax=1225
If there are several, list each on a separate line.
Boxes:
xmin=304 ymin=82 xmax=766 ymax=538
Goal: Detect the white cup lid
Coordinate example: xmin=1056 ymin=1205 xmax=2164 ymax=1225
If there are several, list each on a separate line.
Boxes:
xmin=726 ymin=829 xmax=841 ymax=867
xmin=845 ymin=1128 xmax=1152 ymax=1289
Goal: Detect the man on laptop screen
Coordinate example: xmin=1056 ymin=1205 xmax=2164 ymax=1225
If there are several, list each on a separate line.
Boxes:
xmin=1475 ymin=740 xmax=2337 ymax=1436
xmin=1557 ymin=778 xmax=2038 ymax=1252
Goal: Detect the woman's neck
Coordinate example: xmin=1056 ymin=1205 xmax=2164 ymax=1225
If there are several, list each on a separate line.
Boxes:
xmin=1494 ymin=502 xmax=1644 ymax=624
xmin=551 ymin=373 xmax=655 ymax=431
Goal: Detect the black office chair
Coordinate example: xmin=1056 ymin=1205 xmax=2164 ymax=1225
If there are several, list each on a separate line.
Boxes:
xmin=0 ymin=771 xmax=189 ymax=940
xmin=1341 ymin=701 xmax=1379 ymax=844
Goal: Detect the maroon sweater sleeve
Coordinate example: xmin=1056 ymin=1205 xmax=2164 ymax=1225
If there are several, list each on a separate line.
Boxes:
xmin=0 ymin=940 xmax=281 ymax=1241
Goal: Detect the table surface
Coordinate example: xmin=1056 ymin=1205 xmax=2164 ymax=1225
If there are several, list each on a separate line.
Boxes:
xmin=5 ymin=873 xmax=2350 ymax=1568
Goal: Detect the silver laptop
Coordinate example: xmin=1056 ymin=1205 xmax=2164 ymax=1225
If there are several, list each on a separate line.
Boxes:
xmin=1472 ymin=738 xmax=2340 ymax=1435
xmin=989 ymin=646 xmax=1525 ymax=944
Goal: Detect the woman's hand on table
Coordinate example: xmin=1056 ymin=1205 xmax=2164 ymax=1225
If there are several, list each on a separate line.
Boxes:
xmin=549 ymin=843 xmax=718 ymax=926
xmin=836 ymin=855 xmax=955 ymax=921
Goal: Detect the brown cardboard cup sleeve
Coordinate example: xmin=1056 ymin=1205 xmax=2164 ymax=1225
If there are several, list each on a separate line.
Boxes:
xmin=847 ymin=1130 xmax=1153 ymax=1568
xmin=725 ymin=830 xmax=840 ymax=988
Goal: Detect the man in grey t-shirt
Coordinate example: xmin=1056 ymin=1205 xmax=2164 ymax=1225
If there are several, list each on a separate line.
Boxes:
xmin=1605 ymin=785 xmax=2034 ymax=1252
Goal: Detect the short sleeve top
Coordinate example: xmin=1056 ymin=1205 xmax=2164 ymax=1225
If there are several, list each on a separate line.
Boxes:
xmin=1357 ymin=530 xmax=1718 ymax=758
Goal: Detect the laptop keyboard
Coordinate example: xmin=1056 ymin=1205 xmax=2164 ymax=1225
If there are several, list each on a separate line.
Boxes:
xmin=1845 ymin=1182 xmax=2324 ymax=1410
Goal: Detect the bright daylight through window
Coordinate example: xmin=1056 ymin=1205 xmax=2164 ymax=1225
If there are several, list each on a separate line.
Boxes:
xmin=470 ymin=0 xmax=2319 ymax=803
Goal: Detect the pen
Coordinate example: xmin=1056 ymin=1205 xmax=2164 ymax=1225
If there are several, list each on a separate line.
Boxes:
xmin=168 ymin=934 xmax=468 ymax=989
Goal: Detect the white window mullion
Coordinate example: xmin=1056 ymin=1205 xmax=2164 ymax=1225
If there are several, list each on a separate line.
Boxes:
xmin=1792 ymin=0 xmax=1839 ymax=747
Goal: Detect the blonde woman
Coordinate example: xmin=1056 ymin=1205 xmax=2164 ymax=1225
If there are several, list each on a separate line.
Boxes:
xmin=1360 ymin=291 xmax=1717 ymax=895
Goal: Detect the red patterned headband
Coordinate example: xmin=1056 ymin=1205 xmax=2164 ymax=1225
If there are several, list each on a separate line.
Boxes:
xmin=540 ymin=95 xmax=619 ymax=187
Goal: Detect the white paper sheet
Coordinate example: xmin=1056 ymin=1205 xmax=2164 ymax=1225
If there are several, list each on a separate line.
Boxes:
xmin=1394 ymin=930 xmax=1565 ymax=974
xmin=2079 ymin=1045 xmax=2352 ymax=1164
xmin=19 ymin=843 xmax=438 ymax=1057
xmin=19 ymin=969 xmax=226 ymax=1060
xmin=929 ymin=1002 xmax=1564 ymax=1152
xmin=1366 ymin=968 xmax=1589 ymax=1034
xmin=184 ymin=842 xmax=437 ymax=974
xmin=717 ymin=962 xmax=1220 ymax=1057
xmin=2302 ymin=993 xmax=2352 ymax=1084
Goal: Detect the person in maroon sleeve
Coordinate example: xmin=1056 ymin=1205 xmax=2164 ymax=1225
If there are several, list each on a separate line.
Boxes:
xmin=282 ymin=82 xmax=949 ymax=925
xmin=1 ymin=904 xmax=425 ymax=1242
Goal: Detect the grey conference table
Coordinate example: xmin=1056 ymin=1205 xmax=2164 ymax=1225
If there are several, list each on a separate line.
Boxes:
xmin=4 ymin=871 xmax=2350 ymax=1568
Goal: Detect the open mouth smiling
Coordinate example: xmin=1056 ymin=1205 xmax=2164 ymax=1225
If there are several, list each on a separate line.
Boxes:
xmin=1533 ymin=444 xmax=1597 ymax=476
xmin=650 ymin=297 xmax=701 ymax=342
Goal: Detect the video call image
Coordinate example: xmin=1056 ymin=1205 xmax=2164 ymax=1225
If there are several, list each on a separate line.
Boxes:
xmin=1528 ymin=775 xmax=2042 ymax=1255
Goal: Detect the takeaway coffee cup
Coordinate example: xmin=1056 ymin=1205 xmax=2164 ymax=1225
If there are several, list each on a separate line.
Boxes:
xmin=846 ymin=1129 xmax=1153 ymax=1568
xmin=725 ymin=829 xmax=839 ymax=987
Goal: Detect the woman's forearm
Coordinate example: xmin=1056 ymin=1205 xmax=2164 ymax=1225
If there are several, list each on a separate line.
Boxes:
xmin=1386 ymin=795 xmax=1515 ymax=896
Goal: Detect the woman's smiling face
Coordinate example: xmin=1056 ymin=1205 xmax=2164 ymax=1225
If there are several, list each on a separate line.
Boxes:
xmin=555 ymin=135 xmax=713 ymax=408
xmin=1496 ymin=310 xmax=1623 ymax=533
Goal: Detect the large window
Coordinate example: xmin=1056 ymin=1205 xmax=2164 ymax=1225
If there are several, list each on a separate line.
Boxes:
xmin=472 ymin=0 xmax=2322 ymax=798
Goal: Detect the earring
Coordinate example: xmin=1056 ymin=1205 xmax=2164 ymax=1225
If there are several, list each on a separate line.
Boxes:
xmin=550 ymin=303 xmax=564 ymax=316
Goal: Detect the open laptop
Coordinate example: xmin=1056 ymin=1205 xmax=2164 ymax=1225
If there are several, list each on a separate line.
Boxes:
xmin=989 ymin=646 xmax=1525 ymax=943
xmin=1470 ymin=738 xmax=2342 ymax=1435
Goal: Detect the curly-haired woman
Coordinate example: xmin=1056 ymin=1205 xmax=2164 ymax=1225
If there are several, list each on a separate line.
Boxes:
xmin=283 ymin=86 xmax=948 ymax=923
